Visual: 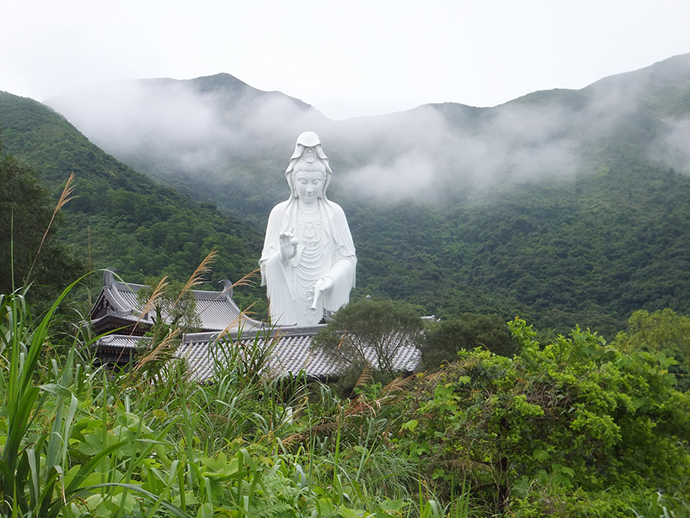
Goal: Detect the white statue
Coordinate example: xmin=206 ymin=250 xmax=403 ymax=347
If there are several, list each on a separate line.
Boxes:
xmin=260 ymin=131 xmax=357 ymax=326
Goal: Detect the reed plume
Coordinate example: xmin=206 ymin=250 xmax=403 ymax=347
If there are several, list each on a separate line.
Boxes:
xmin=26 ymin=173 xmax=75 ymax=282
xmin=174 ymin=249 xmax=218 ymax=305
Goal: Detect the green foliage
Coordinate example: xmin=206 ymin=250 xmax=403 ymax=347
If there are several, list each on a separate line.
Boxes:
xmin=420 ymin=313 xmax=518 ymax=370
xmin=312 ymin=298 xmax=423 ymax=381
xmin=5 ymin=274 xmax=690 ymax=516
xmin=211 ymin=326 xmax=279 ymax=391
xmin=507 ymin=487 xmax=689 ymax=518
xmin=397 ymin=318 xmax=690 ymax=515
xmin=0 ymin=151 xmax=83 ymax=307
xmin=0 ymin=284 xmax=436 ymax=517
xmin=613 ymin=308 xmax=690 ymax=391
xmin=631 ymin=492 xmax=690 ymax=518
xmin=0 ymin=280 xmax=98 ymax=517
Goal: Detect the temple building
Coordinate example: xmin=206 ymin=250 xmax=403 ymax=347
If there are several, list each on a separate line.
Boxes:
xmin=89 ymin=269 xmax=421 ymax=381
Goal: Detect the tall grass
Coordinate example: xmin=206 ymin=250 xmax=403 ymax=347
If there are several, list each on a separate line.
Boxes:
xmin=25 ymin=173 xmax=75 ymax=285
xmin=0 ymin=277 xmax=453 ymax=517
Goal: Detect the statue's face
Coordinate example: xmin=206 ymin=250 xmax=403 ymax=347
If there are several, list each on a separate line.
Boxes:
xmin=294 ymin=169 xmax=325 ymax=205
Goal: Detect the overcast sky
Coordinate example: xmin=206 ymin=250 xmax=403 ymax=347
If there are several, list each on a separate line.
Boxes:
xmin=2 ymin=0 xmax=689 ymax=120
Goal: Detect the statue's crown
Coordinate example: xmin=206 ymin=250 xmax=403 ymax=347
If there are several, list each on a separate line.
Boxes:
xmin=295 ymin=131 xmax=321 ymax=148
xmin=286 ymin=131 xmax=331 ymax=176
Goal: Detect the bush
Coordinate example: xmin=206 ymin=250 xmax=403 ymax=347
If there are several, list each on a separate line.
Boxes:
xmin=613 ymin=308 xmax=690 ymax=391
xmin=397 ymin=318 xmax=690 ymax=515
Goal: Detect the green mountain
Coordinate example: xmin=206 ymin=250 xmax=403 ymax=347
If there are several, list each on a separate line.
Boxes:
xmin=11 ymin=53 xmax=690 ymax=335
xmin=43 ymin=55 xmax=690 ymax=218
xmin=0 ymin=92 xmax=265 ymax=314
xmin=340 ymin=53 xmax=690 ymax=334
xmin=46 ymin=74 xmax=332 ymax=226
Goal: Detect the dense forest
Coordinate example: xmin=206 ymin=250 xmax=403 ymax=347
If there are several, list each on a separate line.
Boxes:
xmin=350 ymin=164 xmax=690 ymax=336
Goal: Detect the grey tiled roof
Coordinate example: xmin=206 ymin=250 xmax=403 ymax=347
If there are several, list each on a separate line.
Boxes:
xmin=176 ymin=326 xmax=345 ymax=381
xmin=91 ymin=270 xmax=421 ymax=381
xmin=180 ymin=325 xmax=421 ymax=381
xmin=99 ymin=327 xmax=421 ymax=382
xmin=98 ymin=333 xmax=148 ymax=349
xmin=90 ymin=270 xmax=261 ymax=333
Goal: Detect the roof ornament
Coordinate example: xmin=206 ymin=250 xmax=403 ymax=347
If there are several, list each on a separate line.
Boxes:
xmin=219 ymin=279 xmax=233 ymax=298
xmin=103 ymin=267 xmax=118 ymax=286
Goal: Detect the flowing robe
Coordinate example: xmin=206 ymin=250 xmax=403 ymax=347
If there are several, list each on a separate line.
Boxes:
xmin=260 ymin=198 xmax=356 ymax=326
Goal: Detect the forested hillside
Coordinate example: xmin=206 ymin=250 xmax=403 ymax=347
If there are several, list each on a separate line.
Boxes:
xmin=351 ymin=165 xmax=690 ymax=335
xmin=0 ymin=92 xmax=264 ymax=313
xmin=39 ymin=54 xmax=690 ymax=336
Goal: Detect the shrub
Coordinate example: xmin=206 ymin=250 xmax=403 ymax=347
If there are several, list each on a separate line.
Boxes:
xmin=312 ymin=298 xmax=423 ymax=382
xmin=397 ymin=318 xmax=690 ymax=514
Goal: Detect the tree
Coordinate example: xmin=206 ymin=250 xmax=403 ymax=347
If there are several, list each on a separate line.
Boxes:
xmin=612 ymin=308 xmax=690 ymax=391
xmin=311 ymin=298 xmax=423 ymax=379
xmin=0 ymin=142 xmax=83 ymax=303
xmin=419 ymin=313 xmax=518 ymax=370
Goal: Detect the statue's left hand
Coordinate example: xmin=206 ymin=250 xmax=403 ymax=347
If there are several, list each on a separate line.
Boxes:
xmin=311 ymin=277 xmax=334 ymax=309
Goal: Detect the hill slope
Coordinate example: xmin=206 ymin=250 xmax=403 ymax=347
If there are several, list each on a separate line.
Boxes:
xmin=0 ymin=91 xmax=265 ymax=313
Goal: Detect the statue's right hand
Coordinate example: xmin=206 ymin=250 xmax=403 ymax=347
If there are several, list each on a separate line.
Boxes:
xmin=279 ymin=231 xmax=298 ymax=261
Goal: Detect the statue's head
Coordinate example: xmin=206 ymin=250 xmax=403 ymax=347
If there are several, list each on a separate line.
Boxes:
xmin=285 ymin=132 xmax=333 ymax=199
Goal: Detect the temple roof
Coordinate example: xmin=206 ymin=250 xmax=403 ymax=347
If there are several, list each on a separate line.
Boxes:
xmin=90 ymin=269 xmax=261 ymax=335
xmin=90 ymin=270 xmax=422 ymax=380
xmin=99 ymin=327 xmax=421 ymax=382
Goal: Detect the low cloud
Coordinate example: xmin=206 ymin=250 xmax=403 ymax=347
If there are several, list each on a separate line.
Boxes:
xmin=46 ymin=78 xmax=329 ymax=177
xmin=342 ymin=152 xmax=437 ymax=202
xmin=44 ymin=63 xmax=688 ymax=207
xmin=649 ymin=118 xmax=690 ymax=174
xmin=337 ymin=102 xmax=582 ymax=201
